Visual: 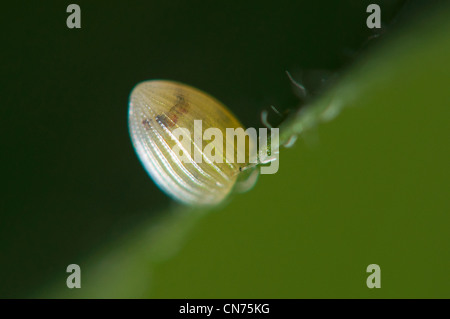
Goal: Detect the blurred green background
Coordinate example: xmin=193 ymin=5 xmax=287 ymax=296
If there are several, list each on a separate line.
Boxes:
xmin=1 ymin=0 xmax=449 ymax=298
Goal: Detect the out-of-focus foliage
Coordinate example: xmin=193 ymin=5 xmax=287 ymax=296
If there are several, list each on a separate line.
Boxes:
xmin=41 ymin=3 xmax=450 ymax=298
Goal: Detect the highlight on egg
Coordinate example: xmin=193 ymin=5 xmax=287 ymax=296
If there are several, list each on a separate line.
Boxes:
xmin=128 ymin=80 xmax=280 ymax=206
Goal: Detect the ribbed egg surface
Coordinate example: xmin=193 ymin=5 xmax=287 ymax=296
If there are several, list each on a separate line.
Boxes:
xmin=128 ymin=80 xmax=247 ymax=205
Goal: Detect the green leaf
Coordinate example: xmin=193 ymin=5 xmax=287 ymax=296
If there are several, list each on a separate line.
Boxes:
xmin=40 ymin=4 xmax=450 ymax=298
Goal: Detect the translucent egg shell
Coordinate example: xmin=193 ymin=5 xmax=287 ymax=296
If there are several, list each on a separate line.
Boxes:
xmin=128 ymin=80 xmax=253 ymax=205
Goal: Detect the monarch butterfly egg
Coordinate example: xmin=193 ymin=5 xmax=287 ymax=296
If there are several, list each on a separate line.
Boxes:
xmin=128 ymin=80 xmax=257 ymax=206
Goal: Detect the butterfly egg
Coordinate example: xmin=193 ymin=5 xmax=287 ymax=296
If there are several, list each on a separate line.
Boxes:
xmin=128 ymin=80 xmax=257 ymax=206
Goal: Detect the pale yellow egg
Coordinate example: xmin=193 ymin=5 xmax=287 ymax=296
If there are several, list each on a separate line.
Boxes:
xmin=128 ymin=80 xmax=256 ymax=205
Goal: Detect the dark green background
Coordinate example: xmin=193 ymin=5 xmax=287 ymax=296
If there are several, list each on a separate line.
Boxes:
xmin=2 ymin=0 xmax=449 ymax=298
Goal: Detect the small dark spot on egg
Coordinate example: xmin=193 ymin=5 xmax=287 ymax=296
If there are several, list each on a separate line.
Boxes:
xmin=170 ymin=113 xmax=178 ymax=125
xmin=176 ymin=94 xmax=185 ymax=104
xmin=142 ymin=118 xmax=152 ymax=130
xmin=155 ymin=114 xmax=167 ymax=126
xmin=156 ymin=113 xmax=177 ymax=128
xmin=171 ymin=93 xmax=189 ymax=114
